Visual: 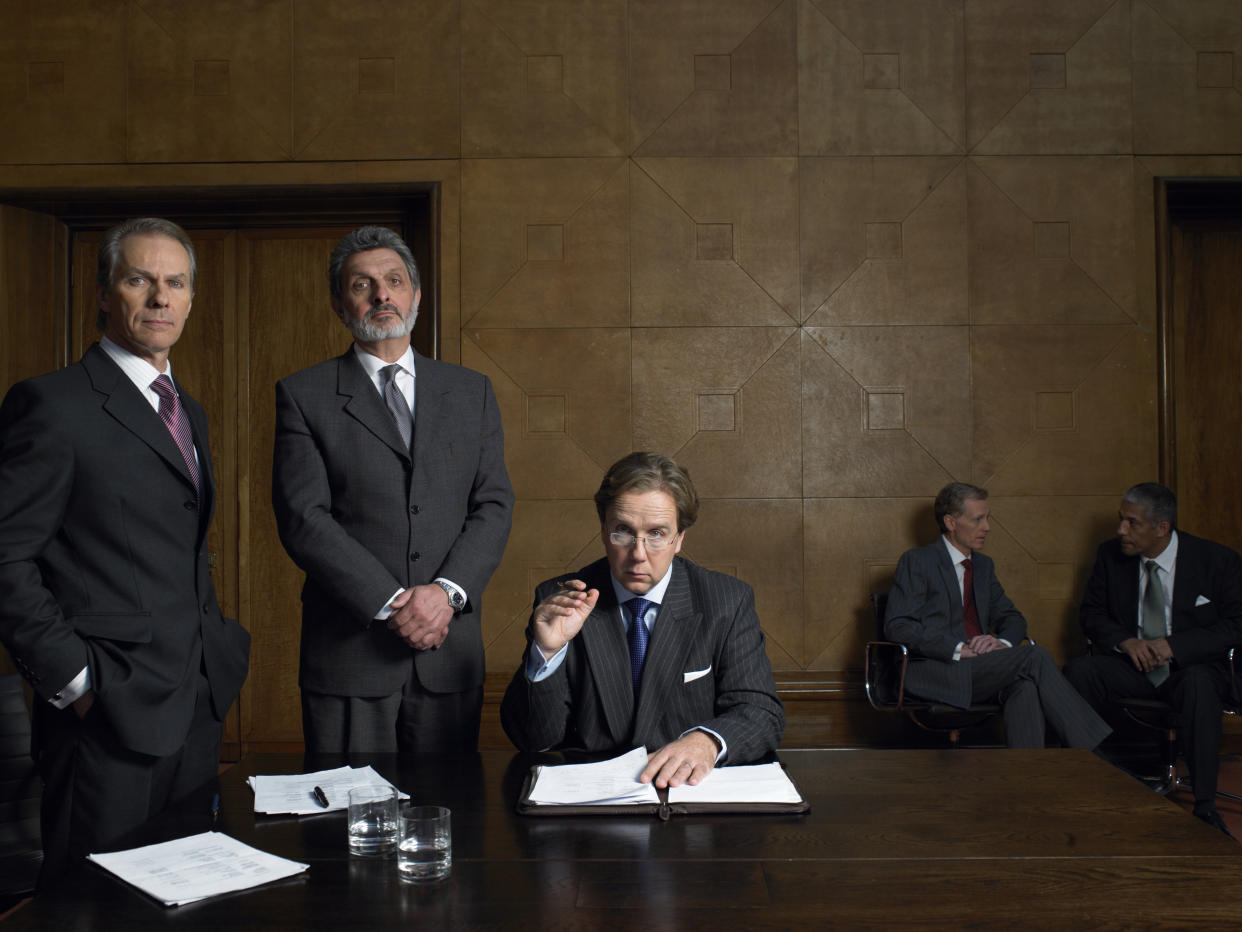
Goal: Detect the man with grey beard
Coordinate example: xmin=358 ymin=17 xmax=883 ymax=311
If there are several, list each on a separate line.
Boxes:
xmin=272 ymin=226 xmax=513 ymax=755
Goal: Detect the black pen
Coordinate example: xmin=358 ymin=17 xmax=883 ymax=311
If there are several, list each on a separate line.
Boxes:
xmin=313 ymin=785 xmax=330 ymax=808
xmin=210 ymin=793 xmax=221 ymax=824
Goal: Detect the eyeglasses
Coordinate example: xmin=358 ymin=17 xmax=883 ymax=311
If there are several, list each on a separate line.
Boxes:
xmin=608 ymin=531 xmax=675 ymax=552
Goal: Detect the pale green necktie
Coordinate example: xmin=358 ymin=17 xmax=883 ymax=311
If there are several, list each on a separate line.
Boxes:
xmin=1142 ymin=559 xmax=1169 ymax=686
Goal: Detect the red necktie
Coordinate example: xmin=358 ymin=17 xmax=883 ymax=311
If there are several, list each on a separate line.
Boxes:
xmin=151 ymin=375 xmax=200 ymax=494
xmin=961 ymin=558 xmax=982 ymax=639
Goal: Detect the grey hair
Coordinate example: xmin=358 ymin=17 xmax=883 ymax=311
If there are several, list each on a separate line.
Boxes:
xmin=95 ymin=218 xmax=197 ymax=330
xmin=1123 ymin=482 xmax=1178 ymax=530
xmin=328 ymin=226 xmax=420 ymax=300
xmin=934 ymin=481 xmax=988 ymax=534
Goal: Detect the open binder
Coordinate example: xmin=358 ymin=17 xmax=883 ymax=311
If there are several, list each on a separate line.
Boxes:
xmin=516 ymin=750 xmax=810 ymax=819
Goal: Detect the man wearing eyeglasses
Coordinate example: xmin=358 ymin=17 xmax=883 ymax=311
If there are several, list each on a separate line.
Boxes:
xmin=500 ymin=451 xmax=784 ymax=787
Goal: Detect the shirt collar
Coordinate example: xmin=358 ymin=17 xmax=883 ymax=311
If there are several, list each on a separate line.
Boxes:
xmin=610 ymin=559 xmax=676 ymax=609
xmin=99 ymin=335 xmax=171 ymax=392
xmin=941 ymin=534 xmax=970 ymax=568
xmin=1149 ymin=530 xmax=1179 ymax=573
xmin=352 ymin=342 xmax=416 ymax=380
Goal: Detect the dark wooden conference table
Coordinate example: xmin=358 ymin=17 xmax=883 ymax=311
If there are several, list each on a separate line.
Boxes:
xmin=9 ymin=748 xmax=1242 ymax=929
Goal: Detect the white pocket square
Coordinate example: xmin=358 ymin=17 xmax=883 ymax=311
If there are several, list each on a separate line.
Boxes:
xmin=1196 ymin=595 xmax=1211 ymax=606
xmin=683 ymin=665 xmax=712 ymax=684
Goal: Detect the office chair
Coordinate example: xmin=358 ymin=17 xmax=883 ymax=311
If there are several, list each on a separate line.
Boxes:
xmin=864 ymin=592 xmax=1001 ymax=747
xmin=0 ymin=674 xmax=41 ymax=912
xmin=1109 ymin=648 xmax=1242 ymax=801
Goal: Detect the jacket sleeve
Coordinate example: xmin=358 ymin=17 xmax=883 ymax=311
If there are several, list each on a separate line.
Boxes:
xmin=986 ymin=566 xmax=1028 ymax=645
xmin=1168 ymin=541 xmax=1242 ymax=666
xmin=1079 ymin=545 xmax=1131 ymax=652
xmin=884 ymin=549 xmax=959 ymax=661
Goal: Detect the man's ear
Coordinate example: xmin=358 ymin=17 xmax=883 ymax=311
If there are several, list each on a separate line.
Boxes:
xmin=412 ymin=287 xmax=422 ymax=313
xmin=331 ymin=297 xmax=346 ymax=323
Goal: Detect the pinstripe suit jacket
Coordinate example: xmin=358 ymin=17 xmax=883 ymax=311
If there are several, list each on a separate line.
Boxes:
xmin=500 ymin=557 xmax=784 ymax=763
xmin=273 ymin=346 xmax=513 ymax=697
xmin=883 ymin=539 xmax=1027 ymax=709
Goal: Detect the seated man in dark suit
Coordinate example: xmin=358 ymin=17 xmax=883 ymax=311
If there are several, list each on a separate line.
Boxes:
xmin=501 ymin=452 xmax=784 ymax=788
xmin=1065 ymin=482 xmax=1242 ymax=835
xmin=885 ymin=482 xmax=1109 ymax=750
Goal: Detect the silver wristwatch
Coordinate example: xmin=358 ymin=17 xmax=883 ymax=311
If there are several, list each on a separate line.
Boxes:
xmin=435 ymin=580 xmax=466 ymax=612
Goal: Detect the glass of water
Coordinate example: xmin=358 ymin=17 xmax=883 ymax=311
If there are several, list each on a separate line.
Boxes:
xmin=397 ymin=804 xmax=451 ymax=882
xmin=347 ymin=785 xmax=398 ymax=856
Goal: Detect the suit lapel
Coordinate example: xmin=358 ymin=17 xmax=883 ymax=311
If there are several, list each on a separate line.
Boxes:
xmin=411 ymin=353 xmax=448 ymax=471
xmin=336 ymin=348 xmax=410 ymax=460
xmin=973 ymin=553 xmax=991 ymax=631
xmin=933 ymin=542 xmax=965 ymax=630
xmin=633 ymin=561 xmax=702 ymax=740
xmin=83 ymin=345 xmax=197 ymax=493
xmin=577 ymin=575 xmax=634 ymax=744
xmin=1171 ymin=533 xmax=1202 ymax=616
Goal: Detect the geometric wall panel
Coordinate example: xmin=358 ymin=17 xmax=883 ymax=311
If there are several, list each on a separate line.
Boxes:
xmin=464 ymin=329 xmax=632 ymax=499
xmin=684 ymin=499 xmax=803 ymax=670
xmin=462 ymin=158 xmax=629 ymax=327
xmin=0 ymin=1 xmax=127 ymax=163
xmin=966 ymin=0 xmax=1130 ymax=154
xmin=633 ymin=327 xmax=800 ymax=498
xmin=128 ymin=2 xmax=294 ymax=161
xmin=974 ymin=325 xmax=1156 ymax=494
xmin=632 ymin=158 xmax=799 ymax=326
xmin=802 ymin=157 xmax=967 ymax=324
xmin=631 ymin=0 xmax=797 ymax=155
xmin=803 ymin=327 xmax=969 ymax=497
xmin=799 ymin=0 xmax=965 ymax=155
xmin=968 ymin=157 xmax=1136 ymax=324
xmin=1133 ymin=0 xmax=1242 ymax=153
xmin=291 ymin=0 xmax=460 ymax=159
xmin=461 ymin=0 xmax=627 ymax=156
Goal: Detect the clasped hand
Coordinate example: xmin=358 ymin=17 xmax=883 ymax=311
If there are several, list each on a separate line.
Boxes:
xmin=960 ymin=634 xmax=1007 ymax=658
xmin=1119 ymin=636 xmax=1173 ymax=673
xmin=387 ymin=584 xmax=453 ymax=651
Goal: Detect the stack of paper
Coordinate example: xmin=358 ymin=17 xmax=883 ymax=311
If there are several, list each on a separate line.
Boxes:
xmin=249 ymin=765 xmax=405 ymax=815
xmin=667 ymin=761 xmax=803 ymax=804
xmin=87 ymin=832 xmax=308 ymax=907
xmin=527 ymin=747 xmax=660 ymax=805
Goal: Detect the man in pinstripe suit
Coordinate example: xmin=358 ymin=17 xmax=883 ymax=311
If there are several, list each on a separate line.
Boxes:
xmin=501 ymin=452 xmax=784 ymax=787
xmin=884 ymin=482 xmax=1109 ymax=749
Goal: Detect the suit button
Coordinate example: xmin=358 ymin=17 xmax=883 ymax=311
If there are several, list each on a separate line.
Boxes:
xmin=410 ymin=505 xmax=420 ymax=515
xmin=202 ymin=604 xmax=210 ymax=614
xmin=184 ymin=500 xmax=195 ymax=510
xmin=410 ymin=552 xmax=420 ymax=561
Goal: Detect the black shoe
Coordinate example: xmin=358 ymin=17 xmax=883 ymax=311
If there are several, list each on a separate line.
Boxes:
xmin=1194 ymin=804 xmax=1235 ymax=838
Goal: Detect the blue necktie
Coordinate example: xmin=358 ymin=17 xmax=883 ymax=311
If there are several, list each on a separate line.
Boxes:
xmin=626 ymin=598 xmax=653 ymax=692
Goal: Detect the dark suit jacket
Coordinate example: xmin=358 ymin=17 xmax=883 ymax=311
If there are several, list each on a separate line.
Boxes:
xmin=500 ymin=557 xmax=785 ymax=764
xmin=0 ymin=343 xmax=250 ymax=757
xmin=1079 ymin=533 xmax=1242 ymax=670
xmin=884 ymin=539 xmax=1027 ymax=709
xmin=272 ymin=346 xmax=513 ymax=697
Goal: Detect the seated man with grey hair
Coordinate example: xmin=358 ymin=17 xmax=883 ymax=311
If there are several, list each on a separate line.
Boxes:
xmin=1065 ymin=482 xmax=1242 ymax=835
xmin=885 ymin=481 xmax=1110 ymax=750
xmin=501 ymin=451 xmax=784 ymax=788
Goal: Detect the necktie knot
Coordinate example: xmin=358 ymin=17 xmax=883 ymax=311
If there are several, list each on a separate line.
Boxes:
xmin=626 ymin=598 xmax=653 ymax=692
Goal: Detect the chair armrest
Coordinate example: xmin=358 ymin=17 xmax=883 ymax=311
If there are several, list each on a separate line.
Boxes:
xmin=865 ymin=640 xmax=911 ymax=710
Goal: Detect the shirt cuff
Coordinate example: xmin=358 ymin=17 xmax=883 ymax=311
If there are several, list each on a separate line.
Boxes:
xmin=526 ymin=643 xmax=568 ymax=682
xmin=373 ymin=588 xmax=405 ymax=621
xmin=952 ymin=642 xmax=964 ymax=661
xmin=51 ymin=666 xmax=91 ymax=709
xmin=679 ymin=726 xmax=727 ymax=763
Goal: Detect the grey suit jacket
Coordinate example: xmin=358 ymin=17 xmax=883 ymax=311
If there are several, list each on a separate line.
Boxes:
xmin=272 ymin=346 xmax=513 ymax=697
xmin=500 ymin=557 xmax=785 ymax=764
xmin=0 ymin=343 xmax=250 ymax=756
xmin=884 ymin=539 xmax=1026 ymax=709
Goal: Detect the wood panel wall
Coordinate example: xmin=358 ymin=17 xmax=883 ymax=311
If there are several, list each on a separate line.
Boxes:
xmin=3 ymin=1 xmax=1242 ymax=748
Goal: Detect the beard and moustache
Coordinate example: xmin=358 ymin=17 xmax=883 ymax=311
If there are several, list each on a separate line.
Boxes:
xmin=346 ymin=303 xmax=417 ymax=342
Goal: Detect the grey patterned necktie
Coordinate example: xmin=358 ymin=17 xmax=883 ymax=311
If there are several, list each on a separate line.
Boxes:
xmin=381 ymin=364 xmax=413 ymax=450
xmin=1142 ymin=559 xmax=1169 ymax=686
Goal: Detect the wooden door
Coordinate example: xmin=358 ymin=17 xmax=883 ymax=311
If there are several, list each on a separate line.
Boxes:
xmin=1170 ymin=222 xmax=1242 ymax=553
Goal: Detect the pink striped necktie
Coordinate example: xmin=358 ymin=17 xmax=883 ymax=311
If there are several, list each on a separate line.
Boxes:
xmin=150 ymin=375 xmax=200 ymax=493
